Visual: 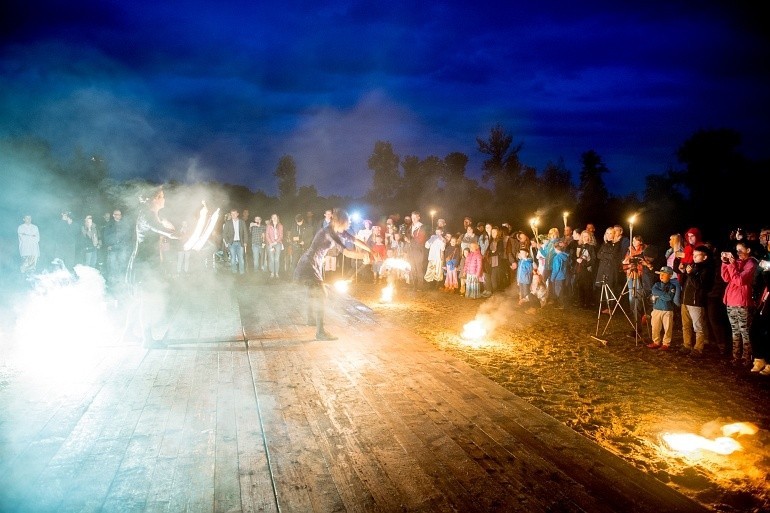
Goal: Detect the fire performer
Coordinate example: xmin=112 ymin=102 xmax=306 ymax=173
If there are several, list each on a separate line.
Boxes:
xmin=293 ymin=208 xmax=371 ymax=341
xmin=125 ymin=186 xmax=177 ymax=347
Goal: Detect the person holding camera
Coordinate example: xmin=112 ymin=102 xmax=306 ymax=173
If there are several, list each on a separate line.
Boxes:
xmin=622 ymin=235 xmax=653 ymax=333
xmin=721 ymin=241 xmax=758 ymax=367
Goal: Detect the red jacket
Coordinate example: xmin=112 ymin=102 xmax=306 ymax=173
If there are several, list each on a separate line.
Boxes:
xmin=722 ymin=257 xmax=758 ymax=307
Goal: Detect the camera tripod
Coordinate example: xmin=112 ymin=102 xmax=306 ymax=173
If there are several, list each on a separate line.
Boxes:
xmin=592 ymin=275 xmax=637 ymax=345
xmin=623 ymin=270 xmax=651 ymax=345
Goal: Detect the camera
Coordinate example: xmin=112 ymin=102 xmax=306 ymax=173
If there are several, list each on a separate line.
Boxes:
xmin=760 ymin=260 xmax=770 ymax=271
xmin=721 ymin=251 xmax=732 ymax=261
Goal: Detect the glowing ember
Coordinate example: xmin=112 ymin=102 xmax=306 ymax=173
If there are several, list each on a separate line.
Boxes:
xmin=381 ymin=284 xmax=394 ymax=302
xmin=462 ymin=320 xmax=487 ymax=340
xmin=334 ymin=280 xmax=350 ymax=293
xmin=662 ymin=433 xmax=743 ymax=455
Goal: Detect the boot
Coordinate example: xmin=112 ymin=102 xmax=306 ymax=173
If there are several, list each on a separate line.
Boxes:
xmin=750 ymin=358 xmax=767 ymax=373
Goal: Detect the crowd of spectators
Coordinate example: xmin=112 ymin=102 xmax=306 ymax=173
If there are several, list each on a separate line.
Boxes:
xmin=14 ymin=205 xmax=770 ymax=375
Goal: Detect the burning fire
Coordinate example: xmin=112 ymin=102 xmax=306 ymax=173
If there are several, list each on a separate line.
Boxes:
xmin=462 ymin=320 xmax=487 ymax=340
xmin=334 ymin=280 xmax=350 ymax=293
xmin=381 ymin=258 xmax=411 ymax=273
xmin=662 ymin=422 xmax=758 ymax=456
xmin=184 ymin=201 xmax=221 ymax=251
xmin=381 ymin=284 xmax=394 ymax=302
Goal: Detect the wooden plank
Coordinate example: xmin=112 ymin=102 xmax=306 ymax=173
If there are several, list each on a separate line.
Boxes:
xmin=302 ymin=342 xmax=458 ymax=513
xmin=254 ymin=343 xmax=345 ymax=512
xmin=236 ymin=348 xmax=279 ymax=513
xmin=281 ymin=346 xmax=382 ymax=513
xmin=214 ymin=350 xmax=242 ymax=513
xmin=390 ymin=326 xmax=706 ymax=512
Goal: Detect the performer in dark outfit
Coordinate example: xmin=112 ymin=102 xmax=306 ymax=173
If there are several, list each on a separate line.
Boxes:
xmin=125 ymin=187 xmax=177 ymax=347
xmin=294 ymin=209 xmax=371 ymax=340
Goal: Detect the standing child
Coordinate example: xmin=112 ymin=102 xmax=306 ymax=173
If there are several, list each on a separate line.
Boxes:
xmin=550 ymin=241 xmax=570 ymax=308
xmin=464 ymin=242 xmax=483 ymax=299
xmin=531 ymin=262 xmax=548 ymax=307
xmin=516 ymin=249 xmax=533 ymax=305
xmin=371 ymin=234 xmax=387 ymax=283
xmin=459 ymin=247 xmax=470 ymax=295
xmin=444 ymin=236 xmax=461 ymax=292
xmin=647 ymin=266 xmax=681 ymax=350
xmin=424 ymin=228 xmax=446 ymax=289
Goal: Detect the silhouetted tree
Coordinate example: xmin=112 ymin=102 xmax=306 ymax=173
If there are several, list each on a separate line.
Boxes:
xmin=575 ymin=150 xmax=611 ymax=228
xmin=540 ymin=158 xmax=576 ymax=221
xmin=674 ymin=128 xmax=750 ymax=235
xmin=275 ymin=154 xmax=297 ymax=201
xmin=366 ymin=141 xmax=402 ymax=210
xmin=477 ymin=124 xmax=523 ymax=194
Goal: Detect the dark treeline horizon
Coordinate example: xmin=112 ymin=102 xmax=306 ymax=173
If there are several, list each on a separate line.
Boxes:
xmin=1 ymin=125 xmax=767 ymax=279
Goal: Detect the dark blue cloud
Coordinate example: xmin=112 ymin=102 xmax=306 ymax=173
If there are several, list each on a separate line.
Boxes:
xmin=1 ymin=0 xmax=768 ymax=198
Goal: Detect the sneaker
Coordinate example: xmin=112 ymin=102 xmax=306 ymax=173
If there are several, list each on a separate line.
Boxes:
xmin=678 ymin=346 xmax=692 ymax=355
xmin=760 ymin=364 xmax=770 ymax=376
xmin=659 ymin=345 xmax=671 ymax=351
xmin=316 ymin=331 xmax=338 ymax=341
xmin=750 ymin=358 xmax=767 ymax=373
xmin=646 ymin=342 xmax=661 ymax=349
xmin=689 ymin=350 xmax=704 ymax=359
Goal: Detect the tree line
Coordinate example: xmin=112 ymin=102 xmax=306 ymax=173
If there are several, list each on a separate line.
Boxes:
xmin=2 ymin=125 xmax=767 ymax=258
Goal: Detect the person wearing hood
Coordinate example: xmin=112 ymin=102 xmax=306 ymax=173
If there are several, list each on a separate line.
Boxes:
xmin=681 ymin=227 xmax=703 ymax=268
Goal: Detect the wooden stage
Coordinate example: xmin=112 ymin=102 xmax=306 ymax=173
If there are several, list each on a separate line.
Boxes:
xmin=0 ymin=277 xmax=706 ymax=512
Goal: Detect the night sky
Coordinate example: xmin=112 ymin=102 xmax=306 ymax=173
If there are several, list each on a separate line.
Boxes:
xmin=2 ymin=1 xmax=768 ymax=198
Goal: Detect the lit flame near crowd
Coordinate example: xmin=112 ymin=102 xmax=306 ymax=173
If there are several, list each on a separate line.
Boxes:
xmin=462 ymin=320 xmax=487 ymax=340
xmin=662 ymin=422 xmax=759 ymax=456
xmin=184 ymin=201 xmax=221 ymax=251
xmin=381 ymin=258 xmax=411 ymax=273
xmin=381 ymin=284 xmax=394 ymax=303
xmin=334 ymin=280 xmax=350 ymax=293
xmin=12 ymin=265 xmax=119 ymax=385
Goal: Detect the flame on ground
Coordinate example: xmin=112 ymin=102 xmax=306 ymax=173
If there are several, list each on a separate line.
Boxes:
xmin=381 ymin=285 xmax=394 ymax=303
xmin=721 ymin=422 xmax=759 ymax=437
xmin=662 ymin=422 xmax=759 ymax=456
xmin=462 ymin=320 xmax=487 ymax=341
xmin=334 ymin=280 xmax=350 ymax=293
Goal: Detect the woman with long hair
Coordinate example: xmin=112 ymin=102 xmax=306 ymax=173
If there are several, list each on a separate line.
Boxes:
xmin=293 ymin=209 xmax=371 ymax=340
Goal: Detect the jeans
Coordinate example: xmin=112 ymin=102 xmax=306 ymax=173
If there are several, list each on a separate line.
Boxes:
xmin=107 ymin=246 xmax=130 ymax=285
xmin=83 ymin=250 xmax=98 ymax=268
xmin=229 ymin=241 xmax=245 ymax=274
xmin=268 ymin=244 xmax=282 ymax=276
xmin=252 ymin=243 xmax=265 ymax=271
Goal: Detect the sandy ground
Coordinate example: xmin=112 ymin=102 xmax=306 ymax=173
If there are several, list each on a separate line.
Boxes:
xmin=351 ymin=280 xmax=770 ymax=513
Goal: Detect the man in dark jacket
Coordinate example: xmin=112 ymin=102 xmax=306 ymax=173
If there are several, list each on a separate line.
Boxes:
xmin=679 ymin=245 xmax=713 ymax=357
